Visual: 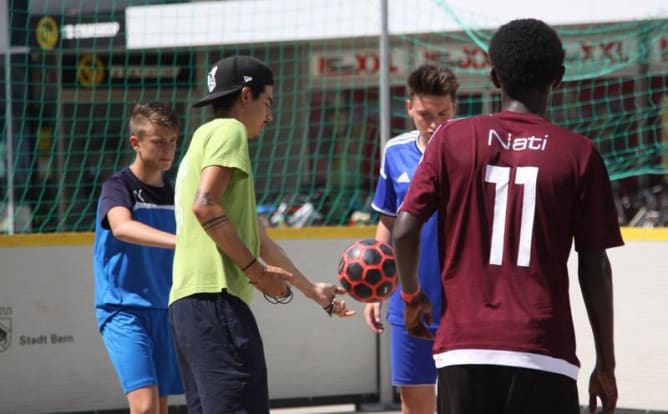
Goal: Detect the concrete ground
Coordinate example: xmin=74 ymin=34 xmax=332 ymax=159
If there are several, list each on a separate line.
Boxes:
xmin=272 ymin=404 xmax=401 ymax=414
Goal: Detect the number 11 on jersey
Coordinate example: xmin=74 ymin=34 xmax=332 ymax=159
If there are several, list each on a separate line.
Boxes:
xmin=484 ymin=165 xmax=538 ymax=267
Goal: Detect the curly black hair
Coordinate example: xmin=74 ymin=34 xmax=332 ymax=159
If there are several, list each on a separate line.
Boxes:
xmin=488 ymin=19 xmax=565 ymax=99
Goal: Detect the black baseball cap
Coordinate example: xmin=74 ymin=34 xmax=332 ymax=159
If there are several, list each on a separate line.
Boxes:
xmin=192 ymin=55 xmax=274 ymax=108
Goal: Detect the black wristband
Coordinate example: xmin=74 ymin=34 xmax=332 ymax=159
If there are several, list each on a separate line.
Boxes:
xmin=241 ymin=258 xmax=257 ymax=272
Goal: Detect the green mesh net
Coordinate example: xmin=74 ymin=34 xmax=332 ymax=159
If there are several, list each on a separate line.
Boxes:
xmin=1 ymin=0 xmax=666 ymax=232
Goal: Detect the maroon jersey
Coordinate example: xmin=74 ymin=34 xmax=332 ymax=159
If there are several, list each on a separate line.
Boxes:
xmin=400 ymin=111 xmax=623 ymax=379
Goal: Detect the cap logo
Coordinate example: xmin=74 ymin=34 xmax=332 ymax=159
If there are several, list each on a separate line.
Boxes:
xmin=207 ymin=66 xmax=218 ymax=93
xmin=243 ymin=75 xmax=253 ymax=83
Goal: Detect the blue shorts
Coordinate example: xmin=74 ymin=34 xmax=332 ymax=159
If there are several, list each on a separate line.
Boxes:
xmin=169 ymin=291 xmax=269 ymax=414
xmin=390 ymin=323 xmax=437 ymax=386
xmin=100 ymin=308 xmax=184 ymax=396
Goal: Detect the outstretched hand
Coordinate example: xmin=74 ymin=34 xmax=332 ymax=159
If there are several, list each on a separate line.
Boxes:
xmin=589 ymin=368 xmax=617 ymax=414
xmin=404 ymin=291 xmax=433 ymax=339
xmin=313 ymin=283 xmax=356 ymax=317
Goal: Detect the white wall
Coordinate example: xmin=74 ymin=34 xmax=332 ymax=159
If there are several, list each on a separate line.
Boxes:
xmin=0 ymin=237 xmax=376 ymax=413
xmin=125 ymin=0 xmax=668 ymax=49
xmin=570 ymin=241 xmax=668 ymax=410
xmin=0 ymin=236 xmax=667 ymax=412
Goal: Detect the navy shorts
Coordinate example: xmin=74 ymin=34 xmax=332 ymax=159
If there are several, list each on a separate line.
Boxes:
xmin=437 ymin=364 xmax=580 ymax=414
xmin=390 ymin=323 xmax=437 ymax=386
xmin=100 ymin=308 xmax=183 ymax=396
xmin=169 ymin=291 xmax=269 ymax=414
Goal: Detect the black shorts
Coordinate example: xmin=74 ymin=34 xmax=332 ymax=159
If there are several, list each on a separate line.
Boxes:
xmin=169 ymin=291 xmax=269 ymax=414
xmin=437 ymin=364 xmax=580 ymax=414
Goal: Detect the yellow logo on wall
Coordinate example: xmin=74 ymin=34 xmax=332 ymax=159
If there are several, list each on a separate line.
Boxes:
xmin=35 ymin=16 xmax=59 ymax=50
xmin=77 ymin=54 xmax=105 ymax=87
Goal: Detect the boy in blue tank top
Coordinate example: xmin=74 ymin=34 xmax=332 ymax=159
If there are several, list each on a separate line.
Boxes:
xmin=366 ymin=63 xmax=459 ymax=413
xmin=93 ymin=102 xmax=183 ymax=414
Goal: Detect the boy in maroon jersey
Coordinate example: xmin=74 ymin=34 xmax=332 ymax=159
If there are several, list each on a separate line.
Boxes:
xmin=393 ymin=18 xmax=623 ymax=414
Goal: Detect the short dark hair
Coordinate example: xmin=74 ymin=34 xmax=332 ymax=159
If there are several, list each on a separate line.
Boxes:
xmin=407 ymin=63 xmax=459 ymax=100
xmin=129 ymin=102 xmax=179 ymax=138
xmin=488 ymin=18 xmax=565 ymax=98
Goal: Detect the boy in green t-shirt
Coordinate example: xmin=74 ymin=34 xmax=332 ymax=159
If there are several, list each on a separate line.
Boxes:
xmin=169 ymin=55 xmax=354 ymax=413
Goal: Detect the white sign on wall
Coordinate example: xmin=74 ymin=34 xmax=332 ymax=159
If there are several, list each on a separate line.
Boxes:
xmin=563 ymin=35 xmax=638 ymax=78
xmin=311 ymin=49 xmax=408 ymax=78
xmin=416 ymin=33 xmax=639 ymax=78
xmin=417 ymin=45 xmax=489 ymax=71
xmin=307 ymin=34 xmax=645 ymax=85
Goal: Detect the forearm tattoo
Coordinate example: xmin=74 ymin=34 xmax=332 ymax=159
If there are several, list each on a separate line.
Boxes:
xmin=202 ymin=214 xmax=228 ymax=230
xmin=194 ymin=190 xmax=216 ymax=206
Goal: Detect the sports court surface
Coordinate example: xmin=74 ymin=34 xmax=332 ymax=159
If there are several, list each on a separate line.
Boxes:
xmin=273 ymin=405 xmax=398 ymax=414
